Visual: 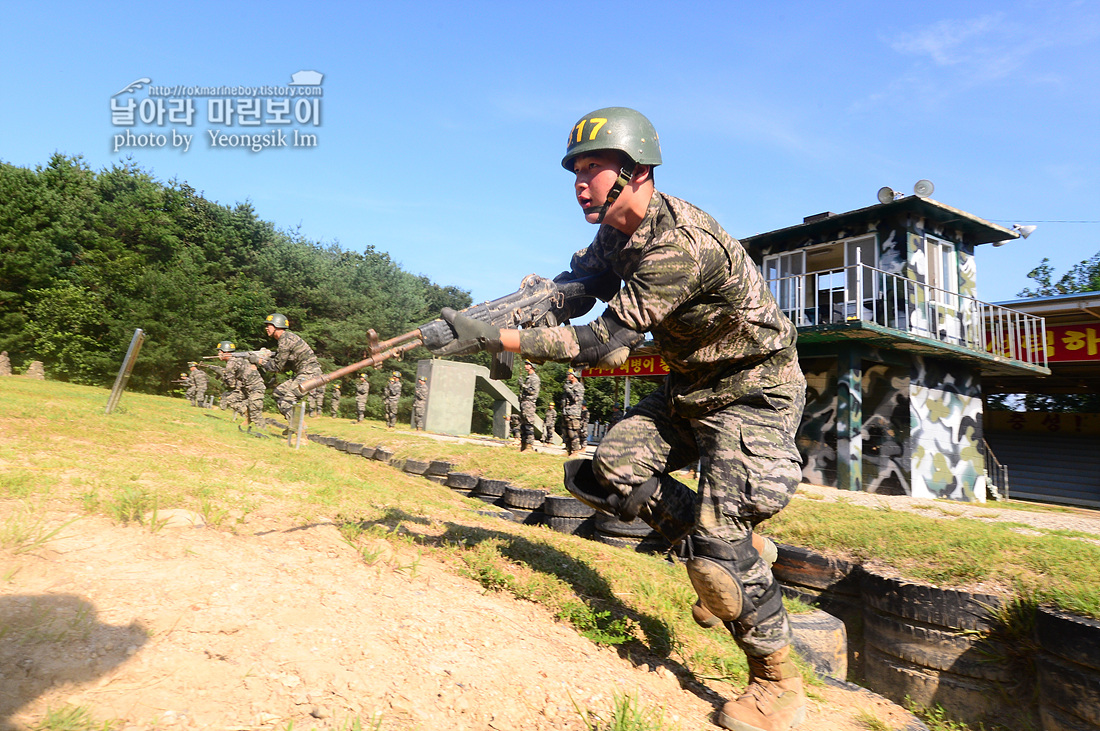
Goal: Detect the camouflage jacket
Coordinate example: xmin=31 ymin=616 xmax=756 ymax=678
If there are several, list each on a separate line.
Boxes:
xmin=356 ymin=381 xmax=370 ymax=398
xmin=229 ymin=357 xmax=265 ymax=393
xmin=520 ymin=191 xmax=802 ymax=417
xmin=520 ymin=371 xmax=540 ymax=406
xmin=189 ymin=370 xmax=208 ymax=389
xmin=266 ymin=330 xmax=321 ymax=377
xmin=414 ymin=380 xmax=428 ymax=404
xmin=561 ymin=379 xmax=584 ymax=418
xmin=384 ymin=380 xmax=401 ymax=404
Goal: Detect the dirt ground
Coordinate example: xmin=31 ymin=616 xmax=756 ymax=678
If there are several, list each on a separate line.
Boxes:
xmin=0 ymin=496 xmax=931 ymax=731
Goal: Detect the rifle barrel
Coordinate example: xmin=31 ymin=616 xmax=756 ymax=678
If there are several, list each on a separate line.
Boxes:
xmin=297 ymin=333 xmax=424 ymax=395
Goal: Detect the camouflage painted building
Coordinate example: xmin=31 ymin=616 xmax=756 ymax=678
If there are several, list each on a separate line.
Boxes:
xmin=743 ymin=192 xmax=1048 ymax=502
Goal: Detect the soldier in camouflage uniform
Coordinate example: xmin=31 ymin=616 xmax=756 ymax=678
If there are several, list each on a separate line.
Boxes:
xmin=187 ymin=363 xmax=208 ymax=407
xmin=0 ymin=351 xmax=11 ymax=376
xmin=560 ymin=370 xmax=586 ymax=456
xmin=329 ymin=381 xmax=342 ymax=418
xmin=355 ymin=374 xmax=370 ymax=422
xmin=435 ymin=107 xmax=807 ymax=731
xmin=518 ymin=360 xmax=540 ymax=451
xmin=308 ymin=386 xmax=324 ymax=418
xmin=543 ymin=403 xmax=557 ymax=445
xmin=254 ymin=313 xmax=322 ymax=424
xmin=412 ymin=376 xmax=428 ymax=430
xmin=211 ymin=341 xmax=267 ymax=431
xmin=384 ymin=371 xmax=402 ymax=429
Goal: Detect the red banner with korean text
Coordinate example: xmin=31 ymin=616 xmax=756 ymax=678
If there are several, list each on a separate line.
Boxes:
xmin=582 ymin=355 xmax=670 ymax=378
xmin=986 ymin=322 xmax=1100 ymax=363
xmin=1040 ymin=323 xmax=1100 ymax=363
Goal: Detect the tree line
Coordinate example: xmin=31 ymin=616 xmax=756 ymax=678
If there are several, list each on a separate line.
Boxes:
xmin=0 ymin=153 xmax=470 ymax=395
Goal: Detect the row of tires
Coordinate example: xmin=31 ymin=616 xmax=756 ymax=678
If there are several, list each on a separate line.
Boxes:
xmin=307 ymin=434 xmax=675 ymax=553
xmin=771 ymin=543 xmax=1100 ymax=730
xmin=310 ymin=434 xmax=1100 ymax=730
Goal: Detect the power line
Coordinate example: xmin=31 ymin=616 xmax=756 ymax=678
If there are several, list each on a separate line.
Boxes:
xmin=988 ymin=219 xmax=1100 ymax=224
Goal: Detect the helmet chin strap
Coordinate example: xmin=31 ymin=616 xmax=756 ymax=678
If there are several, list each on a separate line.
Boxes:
xmin=593 ymin=163 xmax=636 ymax=223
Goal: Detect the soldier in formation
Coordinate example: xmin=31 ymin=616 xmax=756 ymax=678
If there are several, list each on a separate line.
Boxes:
xmin=412 ymin=376 xmax=428 ymax=430
xmin=254 ymin=312 xmax=321 ymax=424
xmin=384 ymin=371 xmax=401 ymax=429
xmin=435 ymin=107 xmax=807 ymax=731
xmin=187 ymin=362 xmax=208 ymax=407
xmin=0 ymin=351 xmax=11 ymax=376
xmin=329 ymin=381 xmax=342 ymax=418
xmin=355 ymin=373 xmax=370 ymax=422
xmin=560 ymin=369 xmax=586 ymax=456
xmin=543 ymin=403 xmax=557 ymax=445
xmin=518 ymin=360 xmax=540 ymax=451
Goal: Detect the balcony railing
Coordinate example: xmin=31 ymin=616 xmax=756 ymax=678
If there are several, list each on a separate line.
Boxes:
xmin=767 ymin=263 xmax=1048 ymax=369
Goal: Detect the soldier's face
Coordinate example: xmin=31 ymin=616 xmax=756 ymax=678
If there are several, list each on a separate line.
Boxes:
xmin=572 ymin=152 xmax=624 ymax=224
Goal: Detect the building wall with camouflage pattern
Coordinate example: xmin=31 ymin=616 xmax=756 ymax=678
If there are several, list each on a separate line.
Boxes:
xmin=798 ymin=355 xmax=912 ymax=495
xmin=798 ymin=358 xmax=838 ymax=487
xmin=909 ymin=356 xmax=985 ymax=501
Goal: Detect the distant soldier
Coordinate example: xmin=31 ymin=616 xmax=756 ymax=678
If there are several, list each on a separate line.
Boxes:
xmin=510 ymin=413 xmax=520 ymax=441
xmin=175 ymin=372 xmax=189 ymax=397
xmin=412 ymin=376 xmax=428 ymax=431
xmin=188 ymin=362 xmax=208 ymax=407
xmin=519 ymin=360 xmax=540 ymax=451
xmin=384 ymin=371 xmax=402 ymax=429
xmin=355 ymin=374 xmax=370 ymax=422
xmin=543 ymin=403 xmax=557 ymax=445
xmin=0 ymin=351 xmax=11 ymax=376
xmin=561 ymin=368 xmax=586 ymax=456
xmin=254 ymin=312 xmax=322 ymax=423
xmin=308 ymin=386 xmax=325 ymax=417
xmin=329 ymin=381 xmax=342 ymax=418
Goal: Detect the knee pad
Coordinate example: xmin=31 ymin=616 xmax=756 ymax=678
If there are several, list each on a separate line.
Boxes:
xmin=683 ymin=535 xmax=783 ymax=626
xmin=563 ymin=459 xmax=658 ymax=522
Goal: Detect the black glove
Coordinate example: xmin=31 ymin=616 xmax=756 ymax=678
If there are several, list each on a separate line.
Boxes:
xmin=440 ymin=308 xmax=504 ymax=353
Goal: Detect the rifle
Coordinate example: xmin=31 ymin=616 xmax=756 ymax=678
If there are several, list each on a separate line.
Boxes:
xmin=297 ymin=271 xmax=617 ymax=394
xmin=202 ymin=348 xmax=273 ymax=361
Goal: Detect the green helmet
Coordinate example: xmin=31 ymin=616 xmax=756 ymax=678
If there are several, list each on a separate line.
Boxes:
xmin=218 ymin=341 xmax=236 ymax=352
xmin=264 ymin=313 xmax=289 ymax=329
xmin=561 ymin=107 xmax=662 ymax=171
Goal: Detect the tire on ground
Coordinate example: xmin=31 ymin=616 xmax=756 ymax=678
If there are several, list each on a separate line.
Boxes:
xmin=502 ymin=486 xmax=547 ymax=511
xmin=860 ymin=567 xmax=1014 ymax=725
xmin=543 ymin=495 xmax=595 ymax=518
xmin=595 ymin=513 xmax=653 ymax=538
xmin=1035 ymin=608 xmax=1100 ymax=730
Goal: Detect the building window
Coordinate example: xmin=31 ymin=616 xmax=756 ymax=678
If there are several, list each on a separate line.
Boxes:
xmin=925 ymin=235 xmax=957 ymax=307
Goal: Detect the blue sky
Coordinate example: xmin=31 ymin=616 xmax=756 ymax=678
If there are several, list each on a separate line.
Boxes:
xmin=3 ymin=1 xmax=1098 ymax=310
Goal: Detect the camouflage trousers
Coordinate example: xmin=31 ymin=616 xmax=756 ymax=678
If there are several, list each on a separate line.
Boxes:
xmin=562 ymin=415 xmax=584 ymax=454
xmin=590 ymin=384 xmax=804 ymax=656
xmin=412 ymin=403 xmax=425 ymax=430
xmin=385 ymin=400 xmax=398 ymax=428
xmin=225 ymin=387 xmax=265 ymax=425
xmin=355 ymin=397 xmax=367 ymax=421
xmin=273 ymin=369 xmax=321 ymax=420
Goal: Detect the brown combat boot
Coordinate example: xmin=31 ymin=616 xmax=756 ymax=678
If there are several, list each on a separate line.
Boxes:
xmin=691 ymin=533 xmax=778 ymax=629
xmin=717 ymin=646 xmax=806 ymax=731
